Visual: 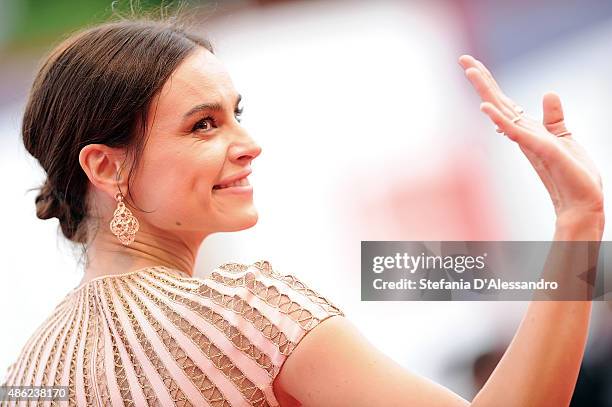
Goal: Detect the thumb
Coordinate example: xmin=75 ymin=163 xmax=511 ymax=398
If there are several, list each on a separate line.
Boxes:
xmin=542 ymin=92 xmax=568 ymax=135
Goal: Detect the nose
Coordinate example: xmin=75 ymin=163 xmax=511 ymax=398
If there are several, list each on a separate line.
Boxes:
xmin=229 ymin=129 xmax=262 ymax=164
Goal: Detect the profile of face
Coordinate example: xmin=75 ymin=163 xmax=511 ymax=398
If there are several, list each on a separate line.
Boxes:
xmin=82 ymin=47 xmax=262 ymax=242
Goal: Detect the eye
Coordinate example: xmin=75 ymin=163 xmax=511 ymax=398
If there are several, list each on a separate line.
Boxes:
xmin=235 ymin=105 xmax=244 ymax=123
xmin=192 ymin=116 xmax=216 ymax=132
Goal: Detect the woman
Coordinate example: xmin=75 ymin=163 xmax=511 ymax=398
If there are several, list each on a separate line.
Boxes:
xmin=1 ymin=15 xmax=604 ymax=407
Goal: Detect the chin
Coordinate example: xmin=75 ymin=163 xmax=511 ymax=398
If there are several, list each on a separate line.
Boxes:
xmin=224 ymin=211 xmax=259 ymax=232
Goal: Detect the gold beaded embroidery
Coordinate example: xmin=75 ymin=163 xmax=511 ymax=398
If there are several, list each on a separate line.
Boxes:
xmin=4 ymin=315 xmax=52 ymax=386
xmin=253 ymin=262 xmax=344 ymax=317
xmin=211 ymin=272 xmax=322 ymax=331
xmin=196 ymin=276 xmax=295 ymax=357
xmin=51 ymin=290 xmax=82 ymax=392
xmin=153 ymin=267 xmax=202 ymax=290
xmin=5 ymin=301 xmax=70 ymax=387
xmin=69 ymin=284 xmax=92 ymax=405
xmin=40 ymin=294 xmax=80 ymax=388
xmin=218 ymin=262 xmax=250 ymax=274
xmin=93 ymin=306 xmax=112 ymax=407
xmin=141 ymin=270 xmax=276 ymax=377
xmin=250 ymin=260 xmax=274 ymax=275
xmin=118 ymin=277 xmax=229 ymax=407
xmin=82 ymin=286 xmax=98 ymax=407
xmin=90 ymin=295 xmax=106 ymax=406
xmin=98 ymin=279 xmax=158 ymax=406
xmin=25 ymin=306 xmax=73 ymax=390
xmin=209 ymin=261 xmax=345 ymax=375
xmin=211 ymin=261 xmax=345 ymax=380
xmin=93 ymin=281 xmax=134 ymax=406
xmin=126 ymin=274 xmax=269 ymax=407
xmin=3 ymin=260 xmax=345 ymax=407
xmin=4 ymin=299 xmax=72 ymax=407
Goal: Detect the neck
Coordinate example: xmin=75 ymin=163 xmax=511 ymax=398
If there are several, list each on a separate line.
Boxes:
xmin=80 ymin=225 xmax=204 ymax=285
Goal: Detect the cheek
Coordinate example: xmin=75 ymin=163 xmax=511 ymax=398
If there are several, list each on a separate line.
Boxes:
xmin=137 ymin=141 xmax=225 ymax=210
xmin=192 ymin=156 xmax=223 ymax=202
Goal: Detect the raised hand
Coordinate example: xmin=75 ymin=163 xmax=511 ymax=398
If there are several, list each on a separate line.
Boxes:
xmin=458 ymin=55 xmax=603 ymax=222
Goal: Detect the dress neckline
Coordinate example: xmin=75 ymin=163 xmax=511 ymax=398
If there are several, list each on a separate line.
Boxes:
xmin=69 ymin=265 xmax=189 ymax=294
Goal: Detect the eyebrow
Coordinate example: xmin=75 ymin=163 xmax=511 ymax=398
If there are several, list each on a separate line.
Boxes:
xmin=183 ymin=94 xmax=242 ymax=119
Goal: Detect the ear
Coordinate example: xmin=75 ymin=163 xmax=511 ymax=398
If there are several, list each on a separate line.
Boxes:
xmin=78 ymin=144 xmax=130 ymax=200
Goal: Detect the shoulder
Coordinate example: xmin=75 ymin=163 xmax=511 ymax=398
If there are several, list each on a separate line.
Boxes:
xmin=133 ymin=260 xmax=345 ymax=405
xmin=1 ymin=288 xmax=79 ymax=386
xmin=271 ymin=309 xmax=470 ymax=407
xmin=209 ymin=259 xmax=345 ymax=327
xmin=182 ymin=259 xmax=346 ymax=362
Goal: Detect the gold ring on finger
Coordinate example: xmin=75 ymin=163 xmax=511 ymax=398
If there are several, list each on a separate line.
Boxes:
xmin=496 ymin=109 xmax=524 ymax=133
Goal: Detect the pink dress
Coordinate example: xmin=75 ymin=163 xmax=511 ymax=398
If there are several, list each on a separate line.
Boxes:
xmin=1 ymin=260 xmax=345 ymax=406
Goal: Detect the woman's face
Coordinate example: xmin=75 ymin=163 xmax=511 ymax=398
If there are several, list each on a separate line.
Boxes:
xmin=129 ymin=47 xmax=261 ymax=238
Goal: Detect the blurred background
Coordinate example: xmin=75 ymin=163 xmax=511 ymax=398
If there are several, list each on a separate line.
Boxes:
xmin=1 ymin=0 xmax=612 ymax=404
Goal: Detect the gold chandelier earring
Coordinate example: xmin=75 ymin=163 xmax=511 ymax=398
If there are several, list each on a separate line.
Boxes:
xmin=109 ymin=191 xmax=140 ymax=246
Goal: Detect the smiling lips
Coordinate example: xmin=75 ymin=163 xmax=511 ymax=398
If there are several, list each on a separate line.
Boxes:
xmin=213 ymin=170 xmax=252 ymax=190
xmin=213 ymin=177 xmax=250 ymax=190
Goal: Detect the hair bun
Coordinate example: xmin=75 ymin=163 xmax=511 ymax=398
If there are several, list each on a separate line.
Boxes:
xmin=35 ymin=180 xmax=61 ymax=221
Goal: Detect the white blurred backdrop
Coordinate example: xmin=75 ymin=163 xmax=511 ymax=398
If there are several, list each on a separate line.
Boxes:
xmin=1 ymin=0 xmax=611 ymax=400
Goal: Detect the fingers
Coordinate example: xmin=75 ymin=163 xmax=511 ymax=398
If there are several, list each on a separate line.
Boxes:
xmin=460 ymin=55 xmax=501 ymax=93
xmin=464 ymin=67 xmax=517 ymax=119
xmin=542 ymin=92 xmax=569 ymax=136
xmin=474 ymin=59 xmax=520 ymax=112
xmin=460 ymin=55 xmax=521 ymax=120
xmin=458 ymin=54 xmax=476 ymax=71
xmin=460 ymin=55 xmax=566 ymax=154
xmin=480 ymin=102 xmax=544 ymax=154
xmin=542 ymin=92 xmax=564 ymax=124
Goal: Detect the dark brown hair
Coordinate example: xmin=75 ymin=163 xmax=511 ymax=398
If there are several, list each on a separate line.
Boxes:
xmin=22 ymin=15 xmax=213 ymax=244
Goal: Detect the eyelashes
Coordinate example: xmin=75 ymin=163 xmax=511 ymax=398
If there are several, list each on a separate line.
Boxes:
xmin=192 ymin=116 xmax=216 ymax=132
xmin=191 ymin=108 xmax=243 ymax=133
